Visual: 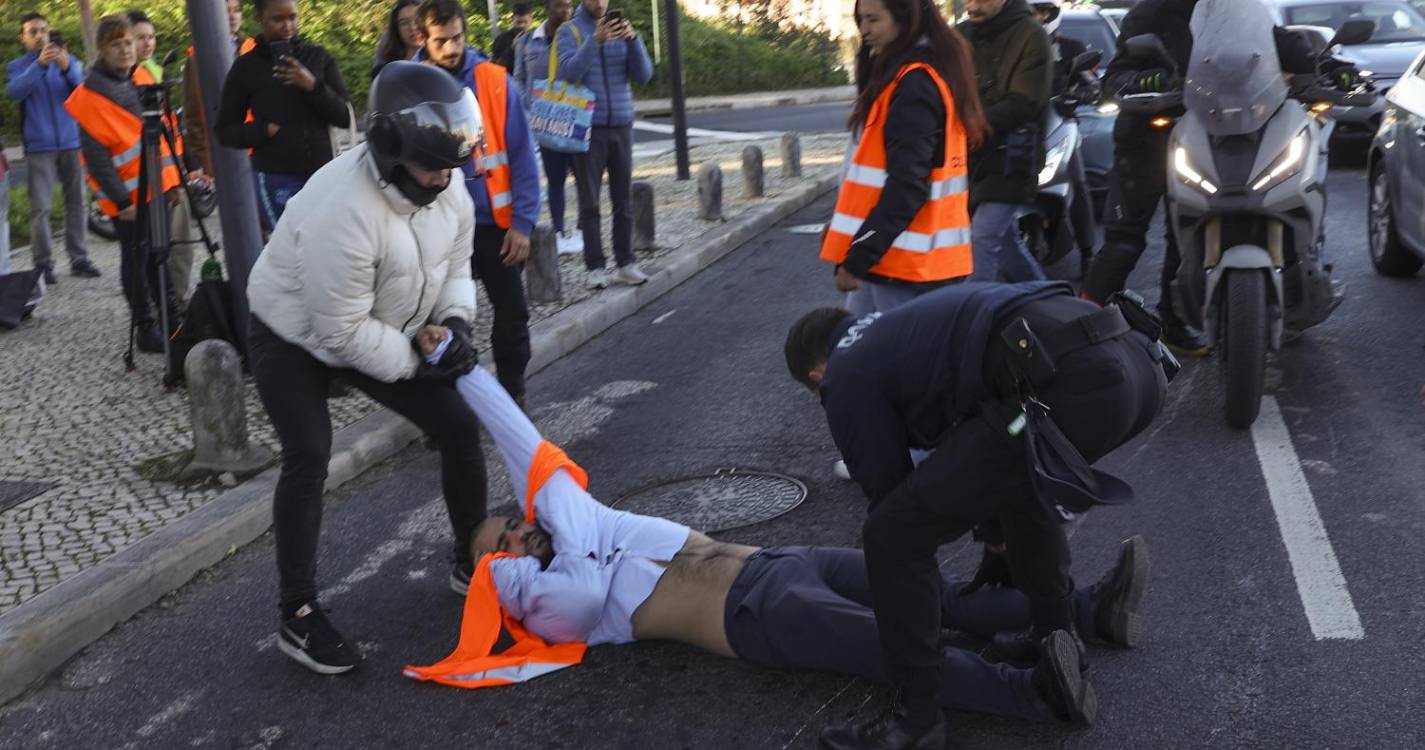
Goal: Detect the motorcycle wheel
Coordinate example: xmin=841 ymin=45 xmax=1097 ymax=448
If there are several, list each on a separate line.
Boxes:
xmin=1221 ymin=269 xmax=1268 ymax=429
xmin=87 ymin=204 xmax=117 ymax=241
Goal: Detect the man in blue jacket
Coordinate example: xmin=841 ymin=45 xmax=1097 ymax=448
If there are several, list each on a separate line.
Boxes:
xmin=418 ymin=0 xmax=542 ymax=406
xmin=556 ymin=0 xmax=652 ymax=289
xmin=6 ymin=12 xmax=97 ymax=284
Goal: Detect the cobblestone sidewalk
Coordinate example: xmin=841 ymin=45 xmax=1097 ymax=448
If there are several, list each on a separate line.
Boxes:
xmin=0 ymin=134 xmax=846 ymax=614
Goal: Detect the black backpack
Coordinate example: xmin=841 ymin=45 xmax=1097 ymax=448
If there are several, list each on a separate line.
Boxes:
xmin=164 ymin=257 xmax=245 ymax=387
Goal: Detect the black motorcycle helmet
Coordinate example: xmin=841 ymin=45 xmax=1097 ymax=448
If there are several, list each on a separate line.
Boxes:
xmin=366 ymin=61 xmax=482 ymax=203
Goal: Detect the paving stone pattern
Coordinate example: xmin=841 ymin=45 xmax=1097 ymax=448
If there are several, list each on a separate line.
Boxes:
xmin=0 ymin=135 xmax=845 ymax=614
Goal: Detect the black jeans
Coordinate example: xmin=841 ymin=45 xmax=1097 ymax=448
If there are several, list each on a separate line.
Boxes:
xmin=572 ymin=125 xmax=635 ymax=270
xmin=1082 ymin=129 xmax=1185 ymax=327
xmin=862 ymin=297 xmax=1167 ymax=721
xmin=248 ymin=317 xmax=489 ymax=610
xmin=472 ymin=224 xmax=531 ymax=402
xmin=724 ymin=546 xmax=1099 ymax=722
xmin=114 ymin=216 xmax=176 ymax=330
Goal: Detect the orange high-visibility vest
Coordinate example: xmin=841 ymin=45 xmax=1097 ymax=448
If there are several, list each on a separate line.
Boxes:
xmin=131 ymin=65 xmax=185 ymax=160
xmin=404 ymin=440 xmax=590 ymax=689
xmin=472 ymin=61 xmax=514 ymax=229
xmin=65 ymin=83 xmax=182 ymax=217
xmin=820 ymin=63 xmax=974 ymax=283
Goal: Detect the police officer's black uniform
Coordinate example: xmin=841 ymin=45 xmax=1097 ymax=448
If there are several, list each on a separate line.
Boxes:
xmin=1082 ymin=0 xmax=1321 ymax=348
xmin=817 ymin=281 xmax=1170 ymax=743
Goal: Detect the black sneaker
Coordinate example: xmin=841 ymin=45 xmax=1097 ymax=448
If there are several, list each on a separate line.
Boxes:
xmin=71 ymin=260 xmax=102 ymax=278
xmin=40 ymin=263 xmax=58 ymax=286
xmin=277 ymin=602 xmax=359 ymax=675
xmin=450 ymin=561 xmax=474 ymax=597
xmin=819 ymin=696 xmax=945 ymax=750
xmin=1162 ymin=323 xmax=1211 ymax=358
xmin=1031 ymin=630 xmax=1097 ymax=726
xmin=135 ymin=325 xmax=166 ymax=354
xmin=1090 ymin=535 xmax=1150 ymax=647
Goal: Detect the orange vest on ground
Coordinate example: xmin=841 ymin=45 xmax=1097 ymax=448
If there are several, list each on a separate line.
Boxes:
xmin=820 ymin=63 xmax=974 ymax=283
xmin=403 ymin=441 xmax=590 ymax=688
xmin=65 ymin=83 xmax=182 ymax=217
xmin=130 ymin=65 xmax=185 ymax=159
xmin=472 ymin=61 xmax=514 ymax=229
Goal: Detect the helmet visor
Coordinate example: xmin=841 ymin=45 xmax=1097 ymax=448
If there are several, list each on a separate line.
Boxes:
xmin=393 ymin=88 xmax=484 ymax=169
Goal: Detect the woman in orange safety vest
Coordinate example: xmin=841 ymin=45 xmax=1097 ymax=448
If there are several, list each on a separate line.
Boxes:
xmin=65 ymin=15 xmax=183 ymax=354
xmin=821 ymin=0 xmax=989 ymax=316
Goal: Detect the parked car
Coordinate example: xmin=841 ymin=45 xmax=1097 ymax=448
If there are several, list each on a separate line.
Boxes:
xmin=1367 ymin=46 xmax=1425 ymax=275
xmin=1268 ymin=0 xmax=1425 ymax=135
xmin=1061 ymin=7 xmax=1121 ymax=210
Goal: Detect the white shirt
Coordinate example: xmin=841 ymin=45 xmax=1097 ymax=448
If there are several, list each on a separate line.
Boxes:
xmin=454 ymin=369 xmax=690 ymax=646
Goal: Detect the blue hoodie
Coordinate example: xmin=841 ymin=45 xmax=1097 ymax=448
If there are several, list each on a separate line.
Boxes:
xmin=419 ymin=45 xmax=541 ymax=235
xmin=555 ymin=5 xmax=654 ymax=128
xmin=6 ymin=49 xmax=85 ymax=153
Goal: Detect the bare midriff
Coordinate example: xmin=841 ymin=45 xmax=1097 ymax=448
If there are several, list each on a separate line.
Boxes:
xmin=630 ymin=530 xmax=759 ymax=658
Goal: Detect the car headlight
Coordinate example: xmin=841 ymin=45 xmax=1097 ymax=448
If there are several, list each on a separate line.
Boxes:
xmin=1250 ymin=129 xmax=1308 ymax=193
xmin=1098 ymin=102 xmax=1120 ymax=115
xmin=1172 ymin=145 xmax=1218 ymax=195
xmin=1039 ymin=142 xmax=1069 ymax=187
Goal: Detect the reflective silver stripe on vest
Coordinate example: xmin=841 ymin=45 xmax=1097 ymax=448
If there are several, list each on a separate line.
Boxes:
xmin=477 ymin=151 xmax=509 ymax=171
xmin=928 ymin=175 xmax=968 ymax=200
xmin=890 ymin=226 xmax=973 ymax=254
xmin=843 ymin=163 xmax=887 ymax=188
xmin=829 ymin=212 xmax=865 ymax=237
xmin=443 ymin=661 xmax=573 ymax=684
xmin=113 ymin=140 xmax=143 ymax=165
xmin=491 ymin=192 xmax=512 ymax=209
xmin=121 ymin=174 xmax=142 ymax=191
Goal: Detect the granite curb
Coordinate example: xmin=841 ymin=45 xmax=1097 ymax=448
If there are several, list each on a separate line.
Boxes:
xmin=0 ymin=172 xmax=838 ymax=706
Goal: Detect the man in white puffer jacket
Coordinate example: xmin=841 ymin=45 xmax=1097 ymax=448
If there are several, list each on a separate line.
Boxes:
xmin=247 ymin=62 xmax=489 ymax=676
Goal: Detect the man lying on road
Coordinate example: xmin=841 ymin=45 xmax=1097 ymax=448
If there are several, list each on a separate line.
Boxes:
xmin=405 ymin=364 xmax=1150 ymax=727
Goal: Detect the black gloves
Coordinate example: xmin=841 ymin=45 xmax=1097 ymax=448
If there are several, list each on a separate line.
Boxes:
xmin=960 ymin=545 xmax=1015 ymax=596
xmin=412 ymin=317 xmax=478 ymax=384
xmin=1129 ymin=68 xmax=1171 ymax=93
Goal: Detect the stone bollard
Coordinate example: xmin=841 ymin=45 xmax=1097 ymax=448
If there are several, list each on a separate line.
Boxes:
xmin=526 ymin=224 xmax=563 ymax=303
xmin=780 ymin=132 xmax=803 ymax=178
xmin=697 ymin=162 xmax=724 ymax=221
xmin=742 ymin=146 xmax=765 ymax=199
xmin=632 ymin=181 xmax=656 ymax=251
xmin=181 ymin=340 xmax=271 ymax=481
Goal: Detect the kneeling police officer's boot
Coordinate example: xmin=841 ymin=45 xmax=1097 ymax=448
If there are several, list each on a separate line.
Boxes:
xmin=819 ymin=693 xmax=945 ymax=750
xmin=1031 ymin=630 xmax=1098 ymax=726
xmin=990 ymin=594 xmax=1085 ymax=668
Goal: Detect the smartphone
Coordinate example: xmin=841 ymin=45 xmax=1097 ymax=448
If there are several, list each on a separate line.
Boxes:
xmin=48 ymin=31 xmax=65 ymax=47
xmin=603 ymin=9 xmax=623 ymax=22
xmin=269 ymin=40 xmax=292 ymax=62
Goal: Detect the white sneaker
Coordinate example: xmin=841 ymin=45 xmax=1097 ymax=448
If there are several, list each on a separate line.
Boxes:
xmin=832 ymin=459 xmax=851 ymax=481
xmin=556 ymin=231 xmax=583 ymax=255
xmin=614 ymin=264 xmax=649 ymax=286
xmin=586 ymin=268 xmax=611 ymax=289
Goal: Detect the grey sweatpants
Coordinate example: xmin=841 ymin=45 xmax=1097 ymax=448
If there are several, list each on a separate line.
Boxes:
xmin=25 ymin=149 xmax=89 ymax=268
xmin=723 ymin=546 xmax=1096 ymax=722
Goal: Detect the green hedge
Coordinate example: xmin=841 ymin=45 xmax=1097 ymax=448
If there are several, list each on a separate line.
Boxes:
xmin=2 ymin=0 xmax=843 ymax=146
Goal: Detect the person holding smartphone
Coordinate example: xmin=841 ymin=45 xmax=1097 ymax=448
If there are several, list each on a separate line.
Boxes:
xmin=215 ymin=0 xmax=351 ymax=224
xmin=555 ymin=0 xmax=654 ymax=289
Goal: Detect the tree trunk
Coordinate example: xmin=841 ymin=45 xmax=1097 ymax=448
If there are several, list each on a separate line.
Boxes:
xmin=78 ymin=0 xmax=97 ymax=62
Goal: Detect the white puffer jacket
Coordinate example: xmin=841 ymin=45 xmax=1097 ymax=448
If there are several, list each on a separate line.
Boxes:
xmin=248 ymin=144 xmax=477 ymax=383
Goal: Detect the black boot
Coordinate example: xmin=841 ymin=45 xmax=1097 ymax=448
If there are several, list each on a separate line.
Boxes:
xmin=1161 ymin=323 xmax=1210 ymax=358
xmin=135 ymin=324 xmax=166 ymax=354
xmin=1030 ymin=630 xmax=1098 ymax=726
xmin=990 ymin=593 xmax=1083 ymax=668
xmin=1089 ymin=535 xmax=1150 ymax=647
xmin=819 ymin=697 xmax=945 ymax=750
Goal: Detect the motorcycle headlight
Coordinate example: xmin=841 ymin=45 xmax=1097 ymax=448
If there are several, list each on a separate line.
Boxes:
xmin=1039 ymin=142 xmax=1068 ymax=187
xmin=1098 ymin=102 xmax=1120 ymax=115
xmin=1172 ymin=145 xmax=1218 ymax=195
xmin=1251 ymin=129 xmax=1309 ymax=193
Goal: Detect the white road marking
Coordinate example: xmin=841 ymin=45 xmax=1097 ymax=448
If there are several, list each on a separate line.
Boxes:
xmin=1251 ymin=396 xmax=1364 ymax=641
xmin=129 ymin=690 xmax=202 ymax=743
xmin=652 ymin=309 xmax=678 ymax=325
xmin=632 ymin=120 xmax=780 ymax=141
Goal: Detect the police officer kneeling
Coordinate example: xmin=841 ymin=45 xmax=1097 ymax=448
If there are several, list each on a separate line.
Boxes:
xmin=785 ymin=281 xmax=1174 ymax=749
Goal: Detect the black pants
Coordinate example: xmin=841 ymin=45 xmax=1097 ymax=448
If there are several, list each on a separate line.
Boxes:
xmin=862 ymin=297 xmax=1166 ymax=720
xmin=1082 ymin=130 xmax=1185 ymax=327
xmin=248 ymin=317 xmax=489 ymax=610
xmin=572 ymin=125 xmax=635 ymax=271
xmin=725 ymin=546 xmax=1099 ymax=722
xmin=472 ymin=224 xmax=531 ymax=402
xmin=114 ymin=216 xmax=176 ymax=330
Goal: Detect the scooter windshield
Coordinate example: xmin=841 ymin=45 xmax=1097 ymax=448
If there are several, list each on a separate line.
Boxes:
xmin=1183 ymin=0 xmax=1289 ymax=136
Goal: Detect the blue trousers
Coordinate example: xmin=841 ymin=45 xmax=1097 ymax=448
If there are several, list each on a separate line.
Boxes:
xmin=970 ymin=202 xmax=1046 ymax=283
xmin=257 ymin=171 xmax=310 ymax=227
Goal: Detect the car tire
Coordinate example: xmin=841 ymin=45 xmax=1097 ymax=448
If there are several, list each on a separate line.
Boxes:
xmin=1368 ymin=162 xmax=1423 ymax=277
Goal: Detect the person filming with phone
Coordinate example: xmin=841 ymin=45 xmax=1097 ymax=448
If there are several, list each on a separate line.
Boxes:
xmin=215 ymin=0 xmax=351 ymax=224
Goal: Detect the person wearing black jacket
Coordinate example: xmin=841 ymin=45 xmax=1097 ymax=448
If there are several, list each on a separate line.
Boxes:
xmin=788 ymin=281 xmax=1169 ymax=749
xmin=215 ymin=0 xmax=350 ymax=225
xmin=1081 ymin=0 xmax=1352 ymax=354
xmin=958 ymin=0 xmax=1053 ymax=283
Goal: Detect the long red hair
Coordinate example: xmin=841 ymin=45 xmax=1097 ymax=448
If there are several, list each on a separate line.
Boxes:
xmin=848 ymin=0 xmax=989 ymax=148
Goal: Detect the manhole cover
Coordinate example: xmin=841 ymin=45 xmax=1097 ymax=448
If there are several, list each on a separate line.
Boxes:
xmin=610 ymin=470 xmax=807 ymax=532
xmin=0 ymin=481 xmax=53 ymax=513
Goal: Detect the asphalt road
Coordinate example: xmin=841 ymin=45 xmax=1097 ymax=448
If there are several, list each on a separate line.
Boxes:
xmin=2 ymin=160 xmax=1424 ymax=748
xmin=634 ymin=102 xmax=851 ymax=144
